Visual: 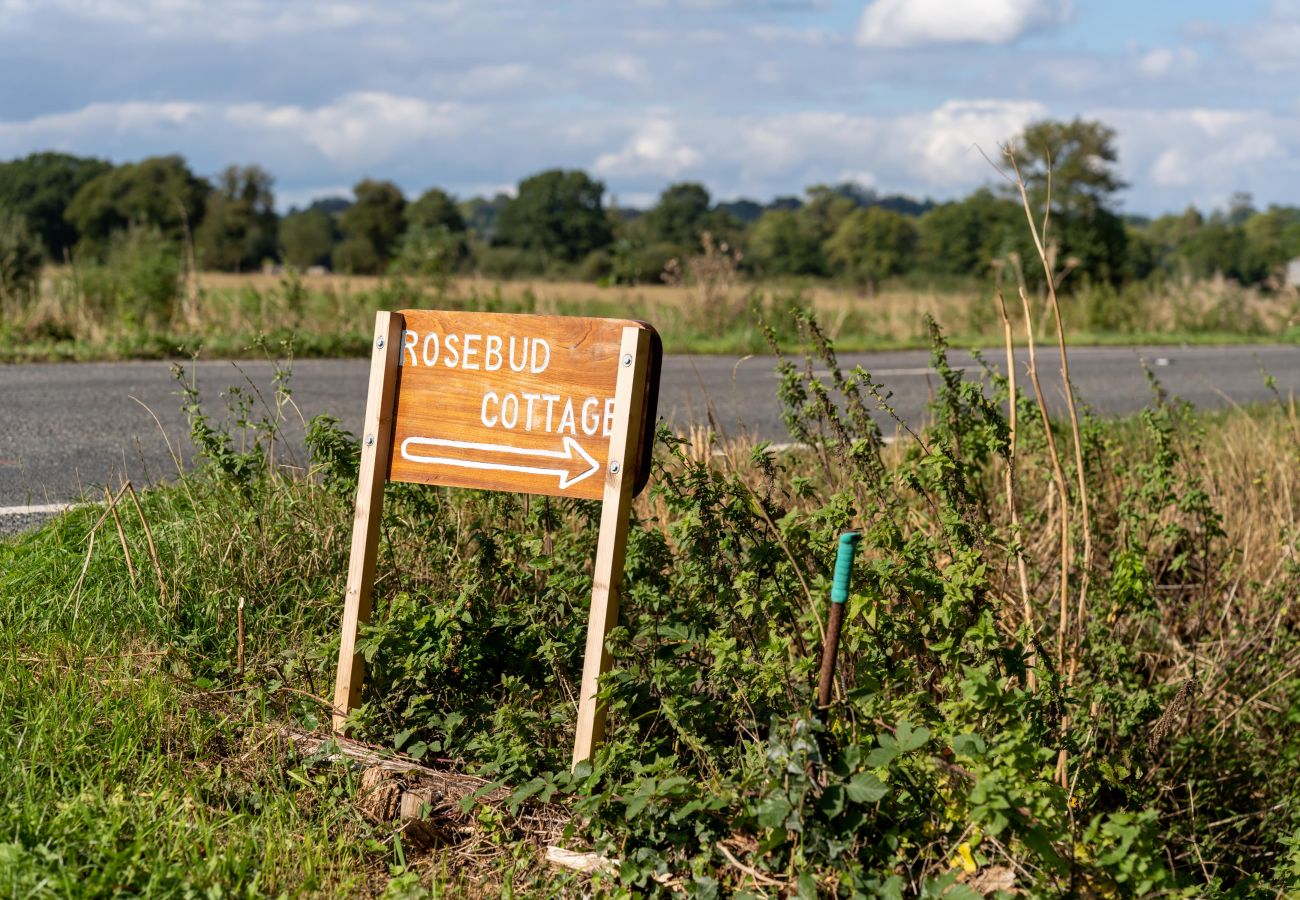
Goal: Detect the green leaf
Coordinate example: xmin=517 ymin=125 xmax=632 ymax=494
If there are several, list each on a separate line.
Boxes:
xmin=949 ymin=732 xmax=986 ymax=758
xmin=819 ymin=784 xmax=846 ymax=818
xmin=895 ymin=720 xmax=931 ymax=752
xmin=509 ymin=777 xmax=546 ymax=809
xmin=866 ymin=744 xmax=899 ymax=767
xmin=756 ymin=793 xmax=793 ymax=829
xmin=846 ymin=772 xmax=888 ymax=804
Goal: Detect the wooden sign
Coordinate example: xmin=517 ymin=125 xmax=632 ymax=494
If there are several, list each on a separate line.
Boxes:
xmin=331 ymin=309 xmax=662 ymax=768
xmin=388 ymin=310 xmax=657 ymax=500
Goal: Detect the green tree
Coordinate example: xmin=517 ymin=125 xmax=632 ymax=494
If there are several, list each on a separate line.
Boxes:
xmin=398 ymin=187 xmax=468 ymax=276
xmin=460 ymin=193 xmax=511 ymax=240
xmin=825 ymin=206 xmax=918 ymax=291
xmin=495 ymin=169 xmax=612 ymax=264
xmin=800 ymin=184 xmax=858 ymax=243
xmin=406 ymin=187 xmax=466 ymax=236
xmin=0 ymin=208 xmax=43 ymax=314
xmin=194 ymin=165 xmax=278 ymax=272
xmin=916 ymin=189 xmax=1026 ymax=277
xmin=65 ymin=155 xmax=209 ymax=257
xmin=0 ymin=152 xmax=111 ymax=259
xmin=1241 ymin=205 xmax=1300 ymax=284
xmin=332 ymin=179 xmax=406 ymax=275
xmin=747 ymin=209 xmax=823 ymax=277
xmin=1010 ymin=118 xmax=1129 ymax=283
xmin=1175 ymin=222 xmax=1249 ymax=281
xmin=1144 ymin=205 xmax=1204 ymax=264
xmin=640 ymin=182 xmax=712 ymax=248
xmin=278 ymin=208 xmax=337 ymax=270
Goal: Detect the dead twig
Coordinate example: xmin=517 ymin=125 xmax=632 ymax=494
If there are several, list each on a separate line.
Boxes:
xmin=717 ymin=842 xmax=789 ymax=889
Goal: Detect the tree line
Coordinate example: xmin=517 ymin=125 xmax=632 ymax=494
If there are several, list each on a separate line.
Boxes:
xmin=2 ymin=118 xmax=1299 ymax=302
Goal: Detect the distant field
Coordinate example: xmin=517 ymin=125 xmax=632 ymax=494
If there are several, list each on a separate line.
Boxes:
xmin=1 ymin=267 xmax=1297 ymax=362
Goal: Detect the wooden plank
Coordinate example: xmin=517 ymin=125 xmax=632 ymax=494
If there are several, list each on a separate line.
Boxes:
xmin=571 ymin=325 xmax=652 ymax=767
xmin=388 ymin=309 xmax=653 ymax=500
xmin=332 ymin=310 xmax=405 ymax=733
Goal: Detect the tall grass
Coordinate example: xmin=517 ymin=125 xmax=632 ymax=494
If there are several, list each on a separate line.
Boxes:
xmin=2 ymin=261 xmax=1296 ymax=362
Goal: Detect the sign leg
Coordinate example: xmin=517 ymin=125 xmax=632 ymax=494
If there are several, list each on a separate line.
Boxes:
xmin=332 ymin=311 xmax=405 ymax=733
xmin=572 ymin=326 xmax=652 ymax=767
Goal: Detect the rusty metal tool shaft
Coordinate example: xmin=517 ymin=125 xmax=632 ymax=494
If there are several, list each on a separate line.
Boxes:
xmin=817 ymin=531 xmax=860 ymax=710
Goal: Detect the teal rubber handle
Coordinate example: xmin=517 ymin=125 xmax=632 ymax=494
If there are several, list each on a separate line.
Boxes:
xmin=830 ymin=532 xmax=861 ymax=604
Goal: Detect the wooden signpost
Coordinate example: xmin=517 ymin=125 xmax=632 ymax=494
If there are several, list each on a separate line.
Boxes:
xmin=331 ymin=309 xmax=661 ymax=766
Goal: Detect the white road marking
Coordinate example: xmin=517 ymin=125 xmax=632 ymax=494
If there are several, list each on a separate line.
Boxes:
xmin=777 ymin=367 xmax=936 ymax=378
xmin=0 ymin=503 xmax=73 ymax=517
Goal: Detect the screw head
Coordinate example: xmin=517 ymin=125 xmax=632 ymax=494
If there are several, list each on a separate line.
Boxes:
xmin=609 ymin=460 xmax=621 ymax=475
xmin=621 ymin=353 xmax=633 ymax=367
xmin=376 ymin=336 xmax=386 ymax=349
xmin=364 ymin=434 xmax=376 ymax=447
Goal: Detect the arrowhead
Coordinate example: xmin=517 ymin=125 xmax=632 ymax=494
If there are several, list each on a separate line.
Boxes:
xmin=558 ymin=436 xmax=599 ymax=489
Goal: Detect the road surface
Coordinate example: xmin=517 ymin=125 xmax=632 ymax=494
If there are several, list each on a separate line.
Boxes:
xmin=1 ymin=344 xmax=1295 ymax=532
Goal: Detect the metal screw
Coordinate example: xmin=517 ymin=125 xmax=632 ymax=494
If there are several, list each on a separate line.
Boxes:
xmin=364 ymin=434 xmax=375 ymax=447
xmin=621 ymin=353 xmax=633 ymax=367
xmin=376 ymin=336 xmax=386 ymax=349
xmin=609 ymin=461 xmax=621 ymax=474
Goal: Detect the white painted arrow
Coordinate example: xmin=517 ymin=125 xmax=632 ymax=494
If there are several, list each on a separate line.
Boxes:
xmin=399 ymin=435 xmax=600 ymax=490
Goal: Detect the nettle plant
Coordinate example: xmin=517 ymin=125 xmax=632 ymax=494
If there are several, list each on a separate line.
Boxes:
xmin=543 ymin=314 xmax=1158 ymax=897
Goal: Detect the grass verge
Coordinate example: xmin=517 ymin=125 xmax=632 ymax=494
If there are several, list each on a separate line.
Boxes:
xmin=3 ymin=313 xmax=1299 ymax=895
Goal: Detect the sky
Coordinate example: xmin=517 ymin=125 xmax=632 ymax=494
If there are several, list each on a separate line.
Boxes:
xmin=1 ymin=0 xmax=1297 ymax=216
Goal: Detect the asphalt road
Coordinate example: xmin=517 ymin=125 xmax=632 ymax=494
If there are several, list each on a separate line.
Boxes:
xmin=1 ymin=344 xmax=1296 ymax=531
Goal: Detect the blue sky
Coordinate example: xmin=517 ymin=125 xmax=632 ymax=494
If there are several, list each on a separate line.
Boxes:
xmin=1 ymin=0 xmax=1297 ymax=215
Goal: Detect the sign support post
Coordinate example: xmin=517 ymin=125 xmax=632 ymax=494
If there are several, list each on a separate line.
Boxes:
xmin=329 ymin=309 xmax=660 ymax=757
xmin=571 ymin=325 xmax=652 ymax=767
xmin=332 ymin=310 xmax=405 ymax=733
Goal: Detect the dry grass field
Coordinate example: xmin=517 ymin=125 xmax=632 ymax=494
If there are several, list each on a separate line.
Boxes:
xmin=2 ymin=264 xmax=1297 ymax=362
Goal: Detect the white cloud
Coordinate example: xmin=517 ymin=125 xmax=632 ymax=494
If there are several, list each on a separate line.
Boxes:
xmin=856 ymin=0 xmax=1071 ymax=48
xmin=225 ymin=93 xmax=474 ymax=168
xmin=0 ymin=0 xmax=458 ymax=42
xmin=651 ymin=99 xmax=1042 ymax=197
xmin=837 ymin=170 xmax=878 ymax=188
xmin=896 ymin=99 xmax=1047 ymax=184
xmin=0 ymin=101 xmax=202 ymax=152
xmin=593 ymin=54 xmax=652 ymax=84
xmin=446 ymin=64 xmax=535 ymax=96
xmin=1093 ymin=105 xmax=1300 ymax=211
xmin=593 ymin=120 xmax=702 ymax=178
xmin=1136 ymin=46 xmax=1198 ymax=77
xmin=1151 ymin=132 xmax=1284 ymax=187
xmin=1225 ymin=1 xmax=1300 ymax=71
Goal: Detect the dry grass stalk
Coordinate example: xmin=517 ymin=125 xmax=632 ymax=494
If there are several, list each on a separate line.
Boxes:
xmin=993 ymin=271 xmax=1036 ymax=692
xmin=1004 ymin=149 xmax=1094 ymax=666
xmin=105 ymin=483 xmax=138 ymax=589
xmin=124 ymin=480 xmax=170 ymax=607
xmin=1010 ymin=264 xmax=1071 ymax=676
